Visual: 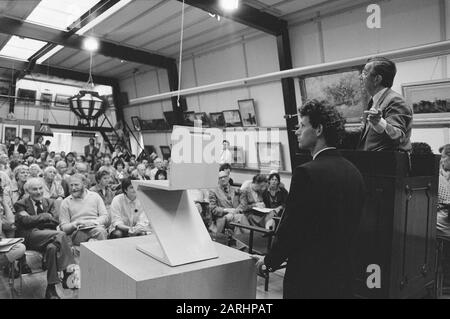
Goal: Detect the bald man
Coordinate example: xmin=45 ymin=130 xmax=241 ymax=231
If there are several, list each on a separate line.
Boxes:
xmin=14 ymin=178 xmax=77 ymax=299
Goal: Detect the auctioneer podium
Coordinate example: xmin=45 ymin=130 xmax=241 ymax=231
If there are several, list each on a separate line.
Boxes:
xmin=296 ymin=150 xmax=439 ymax=298
xmin=79 ymin=126 xmax=257 ymax=298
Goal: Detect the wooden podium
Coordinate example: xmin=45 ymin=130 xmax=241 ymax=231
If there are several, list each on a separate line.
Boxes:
xmin=328 ymin=151 xmax=439 ymax=298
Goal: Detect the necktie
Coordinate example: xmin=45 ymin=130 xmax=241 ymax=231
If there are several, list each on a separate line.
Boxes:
xmin=367 ymin=98 xmax=374 ymax=110
xmin=35 ymin=200 xmax=43 ymax=215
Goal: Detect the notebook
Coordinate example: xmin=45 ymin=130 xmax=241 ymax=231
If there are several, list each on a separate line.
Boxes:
xmin=0 ymin=238 xmax=24 ymax=253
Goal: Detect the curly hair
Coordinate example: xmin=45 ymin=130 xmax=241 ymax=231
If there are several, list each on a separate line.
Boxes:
xmin=299 ymin=99 xmax=346 ymax=147
xmin=411 ymin=142 xmax=433 ymax=156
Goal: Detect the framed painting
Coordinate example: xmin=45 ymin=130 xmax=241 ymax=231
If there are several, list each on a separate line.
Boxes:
xmin=183 ymin=111 xmax=195 ymax=126
xmin=3 ymin=124 xmax=18 ymax=144
xmin=209 ymin=112 xmax=225 ymax=128
xmin=160 ymin=145 xmax=171 ymax=160
xmin=194 ymin=112 xmax=210 ymax=127
xmin=17 ymin=88 xmax=36 ymax=105
xmin=256 ymin=142 xmax=283 ymax=171
xmin=238 ymin=99 xmax=257 ymax=127
xmin=55 ymin=94 xmax=70 ymax=107
xmin=19 ymin=125 xmax=35 ymax=146
xmin=222 ymin=109 xmax=242 ymax=127
xmin=40 ymin=92 xmax=53 ymax=108
xmin=299 ymin=67 xmax=369 ymax=123
xmin=131 ymin=116 xmax=141 ymax=131
xmin=402 ymin=79 xmax=450 ymax=118
xmin=230 ymin=146 xmax=245 ymax=168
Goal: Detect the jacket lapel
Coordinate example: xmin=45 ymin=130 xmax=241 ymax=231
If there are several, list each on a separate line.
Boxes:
xmin=27 ymin=198 xmax=36 ymax=216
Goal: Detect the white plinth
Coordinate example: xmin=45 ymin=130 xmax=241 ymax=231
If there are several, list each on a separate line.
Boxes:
xmin=79 ymin=235 xmax=257 ymax=299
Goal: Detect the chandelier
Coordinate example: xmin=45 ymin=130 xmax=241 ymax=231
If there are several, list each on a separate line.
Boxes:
xmin=69 ymin=50 xmax=108 ymax=127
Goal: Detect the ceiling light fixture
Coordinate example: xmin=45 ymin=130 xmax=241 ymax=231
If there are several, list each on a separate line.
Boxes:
xmin=83 ymin=37 xmax=99 ymax=52
xmin=219 ymin=0 xmax=239 ymax=11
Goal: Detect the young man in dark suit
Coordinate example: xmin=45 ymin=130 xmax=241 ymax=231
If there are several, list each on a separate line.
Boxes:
xmin=8 ymin=137 xmax=26 ymax=157
xmin=14 ymin=178 xmax=77 ymax=299
xmin=356 ymin=56 xmax=413 ymax=152
xmin=254 ymin=100 xmax=365 ymax=299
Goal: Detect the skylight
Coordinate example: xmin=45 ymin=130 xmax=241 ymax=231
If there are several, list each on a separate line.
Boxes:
xmin=26 ymin=0 xmax=101 ymax=31
xmin=0 ymin=36 xmax=47 ymax=60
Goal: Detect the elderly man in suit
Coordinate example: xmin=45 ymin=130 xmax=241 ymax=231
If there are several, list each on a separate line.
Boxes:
xmin=356 ymin=56 xmax=413 ymax=152
xmin=254 ymin=100 xmax=365 ymax=299
xmin=14 ymin=178 xmax=77 ymax=299
xmin=84 ymin=137 xmax=99 ymax=159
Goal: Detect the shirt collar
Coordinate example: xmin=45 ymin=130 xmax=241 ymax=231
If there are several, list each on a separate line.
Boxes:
xmin=312 ymin=147 xmax=336 ymax=160
xmin=372 ymin=87 xmax=388 ymax=109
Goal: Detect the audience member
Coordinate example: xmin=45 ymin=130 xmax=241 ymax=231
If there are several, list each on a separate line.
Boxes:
xmin=29 ymin=163 xmax=43 ymax=178
xmin=220 ymin=140 xmax=232 ymax=164
xmin=262 ymin=173 xmax=288 ymax=217
xmin=149 ymin=157 xmax=164 ymax=180
xmin=219 ymin=163 xmax=234 ymax=186
xmin=90 ymin=170 xmax=115 ymax=211
xmin=59 ymin=174 xmax=108 ymax=245
xmin=109 ymin=178 xmax=150 ymax=239
xmin=8 ymin=137 xmax=26 ymax=157
xmin=42 ymin=166 xmax=64 ymax=200
xmin=14 ymin=178 xmax=78 ymax=299
xmin=84 ymin=138 xmax=99 ymax=159
xmin=33 ymin=136 xmax=46 ymax=159
xmin=154 ymin=169 xmax=167 ymax=180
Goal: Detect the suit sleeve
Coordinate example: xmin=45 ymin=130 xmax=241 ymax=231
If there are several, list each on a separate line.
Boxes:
xmin=264 ymin=167 xmax=313 ymax=270
xmin=382 ymin=95 xmax=412 ymax=142
xmin=14 ymin=201 xmax=48 ymax=229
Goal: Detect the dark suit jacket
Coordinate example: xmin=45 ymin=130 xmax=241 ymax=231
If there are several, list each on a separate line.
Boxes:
xmin=33 ymin=143 xmax=47 ymax=158
xmin=84 ymin=145 xmax=99 ymax=158
xmin=8 ymin=144 xmax=27 ymax=157
xmin=14 ymin=197 xmax=57 ymax=240
xmin=264 ymin=149 xmax=365 ymax=299
xmin=357 ymin=88 xmax=412 ymax=152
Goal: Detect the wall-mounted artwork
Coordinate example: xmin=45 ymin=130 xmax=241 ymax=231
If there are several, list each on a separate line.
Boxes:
xmin=238 ymin=99 xmax=257 ymax=127
xmin=55 ymin=94 xmax=71 ymax=107
xmin=40 ymin=93 xmax=53 ymax=108
xmin=17 ymin=89 xmax=37 ymax=105
xmin=131 ymin=116 xmax=141 ymax=131
xmin=402 ymin=79 xmax=450 ymax=116
xmin=19 ymin=125 xmax=35 ymax=146
xmin=222 ymin=110 xmax=242 ymax=127
xmin=209 ymin=112 xmax=225 ymax=128
xmin=257 ymin=142 xmax=283 ymax=171
xmin=183 ymin=111 xmax=195 ymax=126
xmin=2 ymin=124 xmax=18 ymax=143
xmin=230 ymin=146 xmax=245 ymax=168
xmin=300 ymin=67 xmax=369 ymax=123
xmin=194 ymin=112 xmax=210 ymax=127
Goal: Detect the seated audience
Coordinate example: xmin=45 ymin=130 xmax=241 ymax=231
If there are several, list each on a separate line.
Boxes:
xmin=42 ymin=166 xmax=64 ymax=200
xmin=109 ymin=178 xmax=150 ymax=239
xmin=5 ymin=165 xmax=29 ymax=209
xmin=262 ymin=172 xmax=288 ymax=217
xmin=209 ymin=171 xmax=248 ymax=234
xmin=219 ymin=163 xmax=234 ymax=186
xmin=59 ymin=174 xmax=108 ymax=246
xmin=14 ymin=178 xmax=78 ymax=299
xmin=114 ymin=159 xmax=128 ymax=182
xmin=149 ymin=157 xmax=164 ymax=180
xmin=239 ymin=174 xmax=275 ymax=229
xmin=154 ymin=169 xmax=167 ymax=180
xmin=90 ymin=170 xmax=115 ymax=211
xmin=29 ymin=163 xmax=43 ymax=178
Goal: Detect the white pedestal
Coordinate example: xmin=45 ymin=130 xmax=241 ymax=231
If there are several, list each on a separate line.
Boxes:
xmin=79 ymin=236 xmax=257 ymax=299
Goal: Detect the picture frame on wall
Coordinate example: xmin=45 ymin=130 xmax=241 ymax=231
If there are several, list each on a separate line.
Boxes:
xmin=194 ymin=112 xmax=210 ymax=127
xmin=402 ymin=79 xmax=450 ymax=118
xmin=183 ymin=111 xmax=195 ymax=126
xmin=19 ymin=125 xmax=35 ymax=146
xmin=238 ymin=99 xmax=257 ymax=127
xmin=256 ymin=142 xmax=283 ymax=171
xmin=222 ymin=109 xmax=242 ymax=127
xmin=209 ymin=112 xmax=225 ymax=128
xmin=40 ymin=92 xmax=53 ymax=108
xmin=131 ymin=116 xmax=141 ymax=131
xmin=3 ymin=124 xmax=18 ymax=144
xmin=55 ymin=94 xmax=71 ymax=107
xmin=299 ymin=67 xmax=369 ymax=123
xmin=160 ymin=145 xmax=171 ymax=160
xmin=230 ymin=146 xmax=245 ymax=168
xmin=17 ymin=89 xmax=37 ymax=105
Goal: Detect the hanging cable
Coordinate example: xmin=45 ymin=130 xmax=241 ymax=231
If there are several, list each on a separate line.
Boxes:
xmin=177 ymin=0 xmax=185 ymax=107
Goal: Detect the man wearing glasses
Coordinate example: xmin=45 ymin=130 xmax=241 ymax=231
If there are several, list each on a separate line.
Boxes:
xmin=357 ymin=57 xmax=413 ymax=152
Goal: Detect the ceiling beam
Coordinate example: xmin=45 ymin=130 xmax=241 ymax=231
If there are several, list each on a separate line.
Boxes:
xmin=0 ymin=15 xmax=175 ymax=69
xmin=177 ymin=0 xmax=287 ymax=36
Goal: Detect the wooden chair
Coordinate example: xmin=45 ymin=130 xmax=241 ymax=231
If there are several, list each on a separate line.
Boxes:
xmin=230 ymin=216 xmax=286 ymax=291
